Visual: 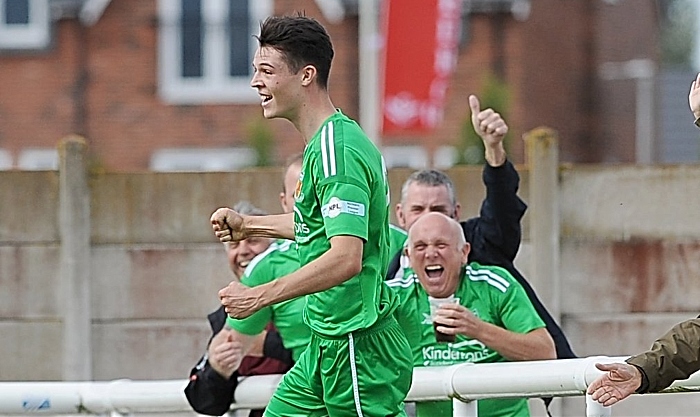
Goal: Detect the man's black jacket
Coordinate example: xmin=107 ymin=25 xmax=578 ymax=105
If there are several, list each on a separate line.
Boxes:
xmin=184 ymin=306 xmax=293 ymax=416
xmin=386 ymin=161 xmax=576 ymax=359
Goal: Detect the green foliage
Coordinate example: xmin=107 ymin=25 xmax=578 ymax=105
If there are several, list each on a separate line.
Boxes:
xmin=246 ymin=117 xmax=274 ymax=167
xmin=455 ymin=73 xmax=511 ymax=165
xmin=660 ymin=0 xmax=696 ymax=68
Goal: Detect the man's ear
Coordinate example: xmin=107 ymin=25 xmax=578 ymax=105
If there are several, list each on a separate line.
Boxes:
xmin=396 ymin=204 xmax=406 ymax=228
xmin=279 ymin=191 xmax=286 ymax=211
xmin=453 ymin=202 xmax=462 ymax=221
xmin=461 ymin=242 xmax=471 ymax=264
xmin=300 ymin=65 xmax=317 ymax=86
xmin=404 ymin=246 xmax=414 ymax=269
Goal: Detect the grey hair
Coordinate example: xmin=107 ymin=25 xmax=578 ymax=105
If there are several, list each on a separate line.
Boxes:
xmin=232 ymin=200 xmax=268 ymax=216
xmin=400 ymin=169 xmax=457 ymax=207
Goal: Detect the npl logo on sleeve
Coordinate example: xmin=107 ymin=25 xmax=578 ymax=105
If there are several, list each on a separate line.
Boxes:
xmin=322 ymin=197 xmax=365 ymax=219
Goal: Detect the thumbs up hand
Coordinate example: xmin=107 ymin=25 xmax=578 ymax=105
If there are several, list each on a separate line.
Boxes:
xmin=469 ymin=94 xmax=508 ymax=166
xmin=469 ymin=94 xmax=508 ymax=147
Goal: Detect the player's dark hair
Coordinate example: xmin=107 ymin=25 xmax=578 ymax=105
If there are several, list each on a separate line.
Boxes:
xmin=256 ymin=14 xmax=334 ymax=89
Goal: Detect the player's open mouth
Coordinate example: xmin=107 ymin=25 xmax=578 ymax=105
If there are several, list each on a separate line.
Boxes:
xmin=260 ymin=94 xmax=272 ymax=104
xmin=239 ymin=260 xmax=251 ymax=268
xmin=425 ymin=265 xmax=444 ymax=278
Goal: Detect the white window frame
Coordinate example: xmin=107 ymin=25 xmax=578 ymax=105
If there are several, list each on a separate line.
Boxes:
xmin=0 ymin=148 xmax=12 ymax=170
xmin=17 ymin=148 xmax=58 ymax=170
xmin=382 ymin=146 xmax=429 ymax=169
xmin=382 ymin=145 xmax=456 ymax=169
xmin=0 ymin=0 xmax=50 ymax=50
xmin=157 ymin=0 xmax=272 ymax=104
xmin=150 ymin=147 xmax=257 ymax=171
xmin=434 ymin=145 xmax=457 ymax=169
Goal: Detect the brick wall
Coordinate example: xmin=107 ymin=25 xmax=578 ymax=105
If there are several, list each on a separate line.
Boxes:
xmin=0 ymin=0 xmax=659 ymax=170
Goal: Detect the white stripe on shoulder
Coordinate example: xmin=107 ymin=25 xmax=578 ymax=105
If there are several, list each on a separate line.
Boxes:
xmin=385 ymin=274 xmax=418 ymax=288
xmin=276 ymin=239 xmax=293 ymax=252
xmin=320 ymin=120 xmax=337 ymax=178
xmin=389 ymin=223 xmax=407 ymax=236
xmin=328 ymin=120 xmax=336 ymax=176
xmin=465 ymin=266 xmax=510 ymax=293
xmin=321 ymin=124 xmax=329 ymax=177
xmin=243 ymin=241 xmax=280 ymax=276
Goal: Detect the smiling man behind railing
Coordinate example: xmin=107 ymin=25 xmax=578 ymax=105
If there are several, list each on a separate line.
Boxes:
xmin=387 ymin=212 xmax=556 ymax=417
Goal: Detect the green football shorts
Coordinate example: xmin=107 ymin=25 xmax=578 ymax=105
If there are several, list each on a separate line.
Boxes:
xmin=263 ymin=315 xmax=413 ymax=417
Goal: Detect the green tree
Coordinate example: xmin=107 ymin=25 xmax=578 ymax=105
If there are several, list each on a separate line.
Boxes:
xmin=455 ymin=73 xmax=511 ymax=165
xmin=246 ymin=117 xmax=274 ymax=167
xmin=659 ymin=0 xmax=696 ymax=68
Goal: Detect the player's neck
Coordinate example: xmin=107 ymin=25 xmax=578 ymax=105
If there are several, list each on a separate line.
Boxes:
xmin=293 ymin=93 xmax=336 ymax=143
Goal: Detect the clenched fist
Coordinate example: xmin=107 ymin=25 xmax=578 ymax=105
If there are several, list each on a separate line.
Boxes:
xmin=210 ymin=208 xmax=246 ymax=243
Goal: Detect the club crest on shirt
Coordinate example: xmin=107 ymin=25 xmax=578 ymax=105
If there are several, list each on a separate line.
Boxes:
xmin=294 ymin=172 xmax=304 ymax=202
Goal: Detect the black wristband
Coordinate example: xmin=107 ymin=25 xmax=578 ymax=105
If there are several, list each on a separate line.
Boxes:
xmin=630 ymin=364 xmax=649 ymax=394
xmin=695 ymin=117 xmax=700 ymax=128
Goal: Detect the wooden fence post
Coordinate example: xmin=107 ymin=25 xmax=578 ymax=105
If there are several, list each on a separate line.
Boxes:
xmin=58 ymin=136 xmax=92 ymax=381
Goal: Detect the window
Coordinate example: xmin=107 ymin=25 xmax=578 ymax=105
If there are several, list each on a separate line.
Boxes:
xmin=17 ymin=148 xmax=58 ymax=170
xmin=433 ymin=145 xmax=457 ymax=169
xmin=0 ymin=149 xmax=11 ymax=170
xmin=0 ymin=0 xmax=50 ymax=50
xmin=382 ymin=145 xmax=456 ymax=169
xmin=382 ymin=146 xmax=428 ymax=169
xmin=158 ymin=0 xmax=272 ymax=104
xmin=150 ymin=148 xmax=257 ymax=171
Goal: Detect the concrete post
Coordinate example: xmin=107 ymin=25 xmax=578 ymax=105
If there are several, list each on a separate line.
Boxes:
xmin=58 ymin=137 xmax=92 ymax=380
xmin=524 ymin=127 xmax=561 ymax=416
xmin=523 ymin=127 xmax=561 ymax=320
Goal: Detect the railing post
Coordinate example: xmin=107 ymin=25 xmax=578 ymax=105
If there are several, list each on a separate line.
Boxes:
xmin=524 ymin=127 xmax=561 ymax=416
xmin=586 ymin=394 xmax=612 ymax=417
xmin=58 ymin=136 xmax=92 ymax=381
xmin=453 ymin=398 xmax=477 ymax=417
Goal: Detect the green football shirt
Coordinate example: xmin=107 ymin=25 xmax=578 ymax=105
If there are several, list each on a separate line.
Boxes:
xmin=226 ymin=239 xmax=309 ymax=361
xmin=294 ymin=110 xmax=394 ymax=336
xmin=388 ymin=223 xmax=408 ymax=259
xmin=386 ymin=261 xmax=546 ymax=417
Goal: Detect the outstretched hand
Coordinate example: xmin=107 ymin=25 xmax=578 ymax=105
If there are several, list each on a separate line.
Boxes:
xmin=587 ymin=362 xmax=642 ymax=407
xmin=210 ymin=208 xmax=246 ymax=242
xmin=689 ymin=72 xmax=700 ymax=119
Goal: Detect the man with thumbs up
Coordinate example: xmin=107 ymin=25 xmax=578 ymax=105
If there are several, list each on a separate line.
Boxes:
xmin=386 ymin=94 xmax=576 ymax=361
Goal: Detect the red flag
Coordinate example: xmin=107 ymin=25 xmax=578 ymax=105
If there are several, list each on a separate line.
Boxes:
xmin=381 ymin=0 xmax=462 ymax=135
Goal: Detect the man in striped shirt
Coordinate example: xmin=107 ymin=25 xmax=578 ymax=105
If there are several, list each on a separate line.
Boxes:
xmin=210 ymin=15 xmax=412 ymax=417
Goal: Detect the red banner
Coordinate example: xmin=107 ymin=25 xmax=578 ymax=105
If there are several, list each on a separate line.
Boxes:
xmin=380 ymin=0 xmax=462 ymax=135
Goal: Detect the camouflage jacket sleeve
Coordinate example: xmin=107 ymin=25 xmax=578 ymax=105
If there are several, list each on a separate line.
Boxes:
xmin=626 ymin=317 xmax=700 ymax=393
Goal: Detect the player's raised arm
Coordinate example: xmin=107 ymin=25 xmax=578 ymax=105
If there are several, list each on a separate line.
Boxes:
xmin=210 ymin=208 xmax=294 ymax=242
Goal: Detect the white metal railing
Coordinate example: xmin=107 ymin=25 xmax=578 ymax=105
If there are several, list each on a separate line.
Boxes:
xmin=1 ymin=356 xmax=699 ymax=416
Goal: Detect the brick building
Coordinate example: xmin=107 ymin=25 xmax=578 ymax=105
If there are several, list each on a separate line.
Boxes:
xmin=0 ymin=0 xmax=659 ymax=171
